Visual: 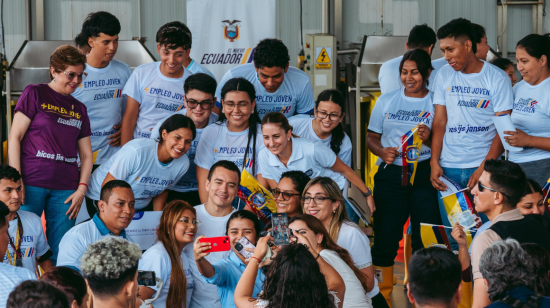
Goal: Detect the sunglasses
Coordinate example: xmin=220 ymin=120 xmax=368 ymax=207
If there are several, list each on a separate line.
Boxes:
xmin=477 ymin=182 xmax=510 ymax=199
xmin=271 ymin=188 xmax=300 ymax=201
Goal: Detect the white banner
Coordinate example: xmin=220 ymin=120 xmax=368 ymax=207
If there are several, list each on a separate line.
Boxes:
xmin=187 ymin=0 xmax=276 ymax=81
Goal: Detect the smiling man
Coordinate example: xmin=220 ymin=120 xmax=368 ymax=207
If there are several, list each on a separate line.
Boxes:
xmin=150 ymin=73 xmax=219 ymax=205
xmin=72 ymin=12 xmax=132 ymax=169
xmin=57 ymin=180 xmax=136 ymax=272
xmin=120 ymin=21 xmax=193 ymax=145
xmin=214 ymin=38 xmax=315 ymax=119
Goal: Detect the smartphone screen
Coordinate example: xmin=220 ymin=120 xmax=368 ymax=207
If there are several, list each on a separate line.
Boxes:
xmin=235 ymin=236 xmax=256 ymax=259
xmin=272 ymin=213 xmax=290 ymax=246
xmin=137 ymin=270 xmax=156 ymax=286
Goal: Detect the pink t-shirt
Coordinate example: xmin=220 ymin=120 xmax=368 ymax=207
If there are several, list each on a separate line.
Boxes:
xmin=15 ymin=84 xmax=91 ymax=190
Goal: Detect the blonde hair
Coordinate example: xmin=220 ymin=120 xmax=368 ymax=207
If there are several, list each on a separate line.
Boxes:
xmin=157 ymin=200 xmax=196 ymax=308
xmin=302 ymin=177 xmax=348 ymax=240
xmin=49 ymin=45 xmax=86 ymax=80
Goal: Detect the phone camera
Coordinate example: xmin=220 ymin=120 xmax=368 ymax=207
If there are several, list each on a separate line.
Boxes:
xmin=235 ymin=243 xmax=243 ymax=251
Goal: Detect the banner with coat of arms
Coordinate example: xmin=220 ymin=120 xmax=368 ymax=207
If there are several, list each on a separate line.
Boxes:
xmin=187 ymin=0 xmax=276 ymax=81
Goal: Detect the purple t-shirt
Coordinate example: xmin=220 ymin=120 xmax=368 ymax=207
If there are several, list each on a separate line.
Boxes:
xmin=15 ymin=84 xmax=92 ymax=190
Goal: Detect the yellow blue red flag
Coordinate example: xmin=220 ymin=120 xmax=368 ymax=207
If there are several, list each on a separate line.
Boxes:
xmin=439 ymin=175 xmax=481 ymax=230
xmin=399 ymin=127 xmax=422 ymax=186
xmin=543 ymin=176 xmax=550 ymax=213
xmin=421 ymin=223 xmax=476 ymax=252
xmin=237 ymin=170 xmax=277 ymax=224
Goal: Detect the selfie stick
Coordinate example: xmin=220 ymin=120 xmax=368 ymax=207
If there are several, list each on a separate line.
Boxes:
xmin=140 ymin=278 xmax=165 ymax=308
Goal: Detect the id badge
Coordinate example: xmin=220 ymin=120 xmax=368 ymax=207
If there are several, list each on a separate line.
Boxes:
xmin=15 ymin=258 xmax=23 ymax=267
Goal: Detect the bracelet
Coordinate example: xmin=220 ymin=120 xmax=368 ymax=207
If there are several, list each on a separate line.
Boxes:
xmin=79 ymin=183 xmax=88 ymax=189
xmin=251 ymin=256 xmax=261 ymax=263
xmin=316 ymin=253 xmax=321 ymax=260
xmin=76 ymin=189 xmax=86 ymax=197
xmin=363 ymin=187 xmax=372 ymax=198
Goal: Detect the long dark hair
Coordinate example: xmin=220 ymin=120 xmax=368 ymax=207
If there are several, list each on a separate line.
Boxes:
xmin=218 ymin=77 xmax=261 ymax=175
xmin=522 ymin=243 xmax=550 ymax=297
xmin=289 ymin=214 xmax=369 ymax=292
xmin=315 ymin=89 xmax=346 ymax=155
xmin=399 ymin=49 xmax=434 ymax=86
xmin=156 ymin=114 xmax=197 ymax=144
xmin=517 ymin=34 xmax=550 ymax=69
xmin=260 ymin=243 xmax=336 ymax=308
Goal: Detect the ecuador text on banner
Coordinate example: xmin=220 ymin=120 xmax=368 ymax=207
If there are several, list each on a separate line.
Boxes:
xmin=420 ymin=223 xmax=476 ymax=252
xmin=187 ymin=0 xmax=276 ymax=81
xmin=238 ymin=170 xmax=277 ymax=224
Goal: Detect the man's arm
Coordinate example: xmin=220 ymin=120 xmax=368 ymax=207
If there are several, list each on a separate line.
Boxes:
xmin=430 ymin=105 xmax=448 ymax=191
xmin=473 ymin=278 xmax=491 ymax=308
xmin=120 ymin=97 xmax=139 ymax=146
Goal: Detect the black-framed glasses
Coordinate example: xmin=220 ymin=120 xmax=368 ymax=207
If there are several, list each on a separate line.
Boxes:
xmin=478 ymin=182 xmax=510 ymax=199
xmin=315 ymin=110 xmax=342 ymax=121
xmin=271 ymin=188 xmax=300 ymax=201
xmin=302 ymin=196 xmax=336 ymax=205
xmin=186 ymin=96 xmax=214 ymax=110
xmin=63 ymin=70 xmax=88 ymax=81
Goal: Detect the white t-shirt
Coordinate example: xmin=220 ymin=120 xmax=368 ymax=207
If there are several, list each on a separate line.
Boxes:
xmin=57 ymin=217 xmax=134 ymax=271
xmin=187 ymin=59 xmax=216 ymax=80
xmin=215 ymin=63 xmax=315 ymax=119
xmin=258 ymin=136 xmax=345 ymax=189
xmin=433 ymin=62 xmax=514 ymax=168
xmin=509 ymin=77 xmax=550 ymax=163
xmin=122 ymin=62 xmax=192 ymax=139
xmin=3 ymin=211 xmax=50 ymax=273
xmin=150 ymin=111 xmax=219 ymax=193
xmin=368 ymin=88 xmax=434 ymax=166
xmin=71 ymin=59 xmax=132 ymax=164
xmin=320 ymin=249 xmax=373 ymax=308
xmin=0 ymin=263 xmax=36 ymax=308
xmin=378 ymin=56 xmax=447 ymax=94
xmin=139 ymin=242 xmax=195 ymax=308
xmin=183 ymin=204 xmax=235 ymax=308
xmin=86 ymin=138 xmax=190 ymax=210
xmin=195 ymin=121 xmax=264 ymax=175
xmin=336 ymin=221 xmax=379 ymax=299
xmin=288 ymin=115 xmax=353 ymax=167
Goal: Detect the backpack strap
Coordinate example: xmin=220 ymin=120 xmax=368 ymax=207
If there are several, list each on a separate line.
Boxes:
xmin=496 ymin=295 xmax=541 ymax=308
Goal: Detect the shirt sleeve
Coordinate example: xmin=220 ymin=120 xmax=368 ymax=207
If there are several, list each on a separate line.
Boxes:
xmin=470 ymin=229 xmax=501 ymax=280
xmin=296 ymin=81 xmax=315 ymax=114
xmin=202 ymin=259 xmax=228 ymax=286
xmin=314 ymin=141 xmax=338 ymax=168
xmin=14 ymin=85 xmax=39 ymax=120
xmin=108 ymin=145 xmax=141 ymax=180
xmin=340 ymin=225 xmax=373 ymax=268
xmin=367 ymin=96 xmax=386 ymax=134
xmin=122 ymin=68 xmax=143 ymax=104
xmin=432 ymin=68 xmax=448 ymax=106
xmin=338 ymin=135 xmax=353 ymax=167
xmin=491 ymin=74 xmax=514 ymax=113
xmin=257 ymin=149 xmax=273 ymax=180
xmin=78 ymin=103 xmax=92 ymax=139
xmin=194 ymin=127 xmax=216 ymax=170
xmin=56 ymin=233 xmax=87 ymax=271
xmin=138 ymin=250 xmax=170 ymax=293
xmin=215 ymin=70 xmax=234 ymax=108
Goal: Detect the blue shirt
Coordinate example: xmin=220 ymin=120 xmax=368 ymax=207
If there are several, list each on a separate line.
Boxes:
xmin=0 ymin=263 xmax=36 ymax=308
xmin=203 ymin=251 xmax=265 ymax=308
xmin=485 ymin=286 xmax=550 ymax=307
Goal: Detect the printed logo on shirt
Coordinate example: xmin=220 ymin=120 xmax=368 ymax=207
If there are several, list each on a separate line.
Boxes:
xmin=514 ymin=98 xmax=538 ymax=113
xmin=185 ymin=268 xmax=195 ymax=289
xmin=304 ymin=169 xmax=314 ymax=177
xmin=137 ymin=131 xmax=151 ymax=138
xmin=449 ymin=86 xmax=490 ymax=95
xmin=144 ymin=87 xmax=185 ymax=101
xmin=214 ymin=146 xmax=253 ymax=155
xmin=385 ymin=110 xmax=431 ymax=124
xmin=256 ymin=95 xmax=294 ymax=103
xmin=57 ymin=117 xmax=82 ymax=129
xmin=447 ymin=124 xmax=490 ymax=134
xmin=3 ymin=247 xmax=34 ymax=261
xmin=244 ymin=158 xmax=253 ymax=169
xmin=258 ymin=106 xmax=294 ymax=115
xmin=155 ymin=102 xmax=185 ymax=112
xmin=36 ymin=150 xmax=77 ymax=163
xmin=93 ymin=89 xmax=123 ymax=101
xmin=91 ymin=129 xmax=117 ymax=137
xmin=406 ymin=146 xmax=420 ymax=163
xmin=41 ymin=103 xmax=81 ymax=119
xmin=83 ymin=78 xmax=122 ymax=88
xmin=457 ymin=99 xmax=491 ymax=109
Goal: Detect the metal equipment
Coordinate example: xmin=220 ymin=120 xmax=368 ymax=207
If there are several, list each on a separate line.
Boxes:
xmin=4 ymin=40 xmax=156 ymax=134
xmin=304 ymin=34 xmax=337 ymax=99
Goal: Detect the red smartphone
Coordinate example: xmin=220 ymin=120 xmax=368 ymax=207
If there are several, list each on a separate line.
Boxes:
xmin=200 ymin=236 xmax=231 ymax=253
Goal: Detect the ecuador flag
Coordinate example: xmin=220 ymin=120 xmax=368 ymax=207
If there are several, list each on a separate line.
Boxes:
xmin=237 ymin=170 xmax=277 ymax=224
xmin=543 ymin=177 xmax=550 ymax=212
xmin=421 ymin=223 xmax=476 ymax=252
xmin=400 ymin=127 xmax=423 ymax=186
xmin=441 ymin=190 xmax=479 ymax=230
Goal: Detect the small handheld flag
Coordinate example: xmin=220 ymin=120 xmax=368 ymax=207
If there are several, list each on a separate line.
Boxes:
xmin=421 ymin=223 xmax=477 ymax=252
xmin=439 ymin=175 xmax=481 ymax=230
xmin=542 ymin=176 xmax=550 ymax=213
xmin=400 ymin=126 xmax=423 ymax=186
xmin=237 ymin=170 xmax=277 ymax=224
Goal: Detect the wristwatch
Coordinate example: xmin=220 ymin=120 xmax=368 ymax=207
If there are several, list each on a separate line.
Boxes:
xmin=363 ymin=187 xmax=373 ymax=198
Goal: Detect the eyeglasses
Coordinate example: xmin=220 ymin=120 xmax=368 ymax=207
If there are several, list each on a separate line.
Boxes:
xmin=223 ymin=102 xmax=251 ymax=110
xmin=178 ymin=217 xmax=201 ymax=228
xmin=478 ymin=182 xmax=510 ymax=199
xmin=316 ymin=110 xmax=342 ymax=121
xmin=62 ymin=71 xmax=88 ymax=81
xmin=186 ymin=96 xmax=214 ymax=110
xmin=302 ymin=196 xmax=336 ymax=205
xmin=271 ymin=188 xmax=301 ymax=201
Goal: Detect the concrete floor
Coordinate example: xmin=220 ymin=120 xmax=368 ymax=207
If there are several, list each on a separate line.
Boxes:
xmin=391 ymin=248 xmax=414 ymax=308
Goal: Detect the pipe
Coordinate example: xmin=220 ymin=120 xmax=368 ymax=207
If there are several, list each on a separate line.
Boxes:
xmin=337 ymin=49 xmax=360 ymax=55
xmin=137 ymin=0 xmax=142 ymax=39
xmin=322 ymin=0 xmax=329 ymax=34
xmin=25 ymin=0 xmax=31 ymax=40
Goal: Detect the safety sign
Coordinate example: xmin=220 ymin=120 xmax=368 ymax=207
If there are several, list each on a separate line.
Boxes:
xmin=315 ymin=47 xmax=331 ymax=69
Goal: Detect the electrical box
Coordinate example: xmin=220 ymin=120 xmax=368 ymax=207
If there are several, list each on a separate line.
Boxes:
xmin=304 ymin=34 xmax=337 ymax=99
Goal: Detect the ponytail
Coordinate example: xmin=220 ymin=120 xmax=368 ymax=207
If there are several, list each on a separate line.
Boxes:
xmin=517 ymin=34 xmax=550 ymax=69
xmin=315 ymin=89 xmax=346 ymax=155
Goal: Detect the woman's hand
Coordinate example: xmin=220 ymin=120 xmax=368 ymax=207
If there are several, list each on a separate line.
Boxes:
xmin=503 ymin=129 xmax=531 ymax=148
xmin=450 ymin=223 xmax=467 ymax=248
xmin=193 ymin=236 xmax=211 ymax=261
xmin=430 ymin=161 xmax=448 ymax=191
xmin=64 ymin=187 xmax=86 ymax=220
xmin=252 ymin=234 xmax=272 ymax=260
xmin=366 ymin=195 xmax=376 ymax=214
xmin=417 ymin=124 xmax=431 ymax=142
xmin=292 ymin=231 xmax=319 ymax=257
xmin=380 ymin=147 xmax=400 ymax=165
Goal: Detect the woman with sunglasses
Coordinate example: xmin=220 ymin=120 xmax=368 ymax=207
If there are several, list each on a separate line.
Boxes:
xmin=301 ymin=177 xmax=386 ymax=308
xmin=271 ymin=170 xmax=310 ymax=217
xmin=8 ymin=45 xmax=93 ymax=264
xmin=289 ymin=89 xmax=352 ymax=167
xmin=258 ymin=112 xmax=375 ymax=214
xmin=138 ymin=200 xmax=198 ymax=308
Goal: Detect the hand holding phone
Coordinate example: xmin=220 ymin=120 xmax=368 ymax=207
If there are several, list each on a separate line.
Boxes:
xmin=235 ymin=236 xmax=256 ymax=259
xmin=137 ymin=271 xmax=156 ymax=286
xmin=200 ymin=236 xmax=231 ymax=253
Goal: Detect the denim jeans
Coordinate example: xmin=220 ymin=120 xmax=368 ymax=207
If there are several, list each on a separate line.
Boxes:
xmin=20 ymin=185 xmax=76 ymax=265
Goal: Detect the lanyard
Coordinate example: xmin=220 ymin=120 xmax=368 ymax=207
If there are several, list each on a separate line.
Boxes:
xmin=6 ymin=213 xmax=24 ymax=267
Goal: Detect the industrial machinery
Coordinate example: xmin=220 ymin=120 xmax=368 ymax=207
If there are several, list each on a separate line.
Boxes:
xmin=304 ymin=34 xmax=337 ymax=99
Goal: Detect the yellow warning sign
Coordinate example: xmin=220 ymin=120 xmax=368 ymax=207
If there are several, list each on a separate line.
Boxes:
xmin=316 ymin=48 xmax=331 ymax=63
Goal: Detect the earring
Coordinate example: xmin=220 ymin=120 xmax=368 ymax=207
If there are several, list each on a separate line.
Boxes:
xmin=333 ymin=210 xmax=336 ymax=214
xmin=53 ymin=78 xmax=56 ymax=83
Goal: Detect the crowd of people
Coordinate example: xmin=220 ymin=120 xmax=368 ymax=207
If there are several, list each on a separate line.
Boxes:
xmin=1 ymin=9 xmax=550 ymax=308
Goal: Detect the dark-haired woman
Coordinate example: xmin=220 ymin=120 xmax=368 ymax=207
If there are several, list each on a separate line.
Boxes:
xmin=85 ymin=114 xmax=195 ymax=212
xmin=195 ymin=77 xmax=264 ymax=204
xmin=9 ymin=45 xmax=92 ymax=265
xmin=272 ymin=170 xmax=310 ymax=217
xmin=138 ymin=200 xmax=197 ymax=308
xmin=72 ymin=11 xmax=132 ymax=168
xmin=505 ymin=34 xmax=550 ymax=187
xmin=40 ymin=266 xmax=89 ymax=308
xmin=366 ymin=49 xmax=442 ymax=304
xmin=289 ymin=89 xmax=352 ymax=166
xmin=491 ymin=58 xmax=517 ymax=85
xmin=522 ymin=243 xmax=550 ymax=297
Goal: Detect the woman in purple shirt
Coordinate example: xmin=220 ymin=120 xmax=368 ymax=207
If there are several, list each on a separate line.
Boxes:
xmin=8 ymin=45 xmax=93 ymax=264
